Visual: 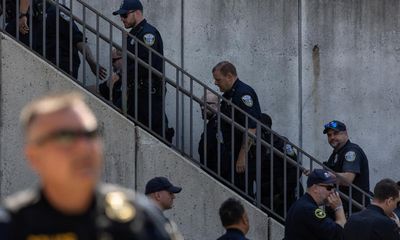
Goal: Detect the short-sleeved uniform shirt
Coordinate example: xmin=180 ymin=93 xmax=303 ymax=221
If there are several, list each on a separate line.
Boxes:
xmin=344 ymin=205 xmax=400 ymax=240
xmin=45 ymin=3 xmax=84 ymax=78
xmin=0 ymin=184 xmax=175 ymax=240
xmin=284 ymin=193 xmax=343 ymax=240
xmin=326 ymin=140 xmax=370 ymax=210
xmin=220 ymin=79 xmax=261 ymax=160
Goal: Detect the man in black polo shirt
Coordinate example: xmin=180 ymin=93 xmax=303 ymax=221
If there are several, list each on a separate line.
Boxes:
xmin=344 ymin=178 xmax=400 ymax=240
xmin=323 ymin=120 xmax=370 ymax=214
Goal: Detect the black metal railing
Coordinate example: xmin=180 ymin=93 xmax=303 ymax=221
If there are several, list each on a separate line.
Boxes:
xmin=0 ymin=0 xmax=372 ymax=223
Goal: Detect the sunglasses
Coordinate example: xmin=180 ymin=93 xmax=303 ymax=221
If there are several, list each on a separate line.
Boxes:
xmin=317 ymin=184 xmax=336 ymax=191
xmin=112 ymin=57 xmax=122 ymax=63
xmin=33 ymin=128 xmax=99 ymax=146
xmin=324 ymin=121 xmax=337 ymax=129
xmin=119 ymin=10 xmax=134 ymax=19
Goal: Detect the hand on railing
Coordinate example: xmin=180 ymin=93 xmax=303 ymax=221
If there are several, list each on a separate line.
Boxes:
xmin=89 ymin=62 xmax=107 ymax=80
xmin=19 ymin=16 xmax=29 ymax=34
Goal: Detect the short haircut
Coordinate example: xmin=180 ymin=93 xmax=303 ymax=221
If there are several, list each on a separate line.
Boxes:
xmin=212 ymin=61 xmax=237 ymax=77
xmin=20 ymin=92 xmax=94 ymax=132
xmin=219 ymin=198 xmax=245 ymax=227
xmin=374 ymin=178 xmax=400 ymax=201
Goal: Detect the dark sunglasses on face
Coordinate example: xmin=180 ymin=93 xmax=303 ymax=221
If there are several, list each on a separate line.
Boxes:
xmin=119 ymin=10 xmax=134 ymax=19
xmin=33 ymin=128 xmax=99 ymax=146
xmin=324 ymin=121 xmax=337 ymax=129
xmin=318 ymin=184 xmax=336 ymax=191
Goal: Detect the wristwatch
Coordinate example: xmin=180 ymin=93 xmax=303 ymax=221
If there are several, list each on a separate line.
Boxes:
xmin=19 ymin=12 xmax=28 ymax=18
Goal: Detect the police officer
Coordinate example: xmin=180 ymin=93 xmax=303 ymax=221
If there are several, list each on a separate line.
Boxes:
xmin=113 ymin=0 xmax=169 ymax=139
xmin=213 ymin=61 xmax=261 ymax=193
xmin=258 ymin=113 xmax=302 ymax=217
xmin=198 ymin=90 xmax=223 ymax=173
xmin=344 ymin=178 xmax=400 ymax=240
xmin=0 ymin=92 xmax=179 ymax=239
xmin=323 ymin=120 xmax=370 ymax=214
xmin=44 ymin=1 xmax=106 ymax=80
xmin=284 ymin=169 xmax=346 ymax=240
xmin=217 ymin=198 xmax=250 ymax=240
xmin=5 ymin=0 xmax=43 ymax=52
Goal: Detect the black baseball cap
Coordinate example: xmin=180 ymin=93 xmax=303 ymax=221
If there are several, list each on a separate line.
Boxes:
xmin=145 ymin=177 xmax=182 ymax=195
xmin=307 ymin=169 xmax=336 ymax=187
xmin=323 ymin=120 xmax=346 ymax=134
xmin=112 ymin=0 xmax=143 ymax=16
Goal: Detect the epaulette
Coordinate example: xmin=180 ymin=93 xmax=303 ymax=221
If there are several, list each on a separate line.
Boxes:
xmin=2 ymin=188 xmax=40 ymax=213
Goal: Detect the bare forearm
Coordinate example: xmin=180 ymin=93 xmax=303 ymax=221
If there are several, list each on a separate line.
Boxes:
xmin=20 ymin=0 xmax=30 ymax=13
xmin=241 ymin=128 xmax=256 ymax=152
xmin=76 ymin=42 xmax=96 ymax=65
xmin=336 ymin=172 xmax=356 ymax=186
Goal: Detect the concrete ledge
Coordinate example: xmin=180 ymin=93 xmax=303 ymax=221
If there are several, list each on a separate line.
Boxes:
xmin=269 ymin=217 xmax=285 ymax=240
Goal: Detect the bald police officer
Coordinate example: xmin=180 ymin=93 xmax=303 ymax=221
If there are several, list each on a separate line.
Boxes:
xmin=284 ymin=169 xmax=346 ymax=240
xmin=323 ymin=120 xmax=370 ymax=214
xmin=0 ymin=92 xmax=178 ymax=239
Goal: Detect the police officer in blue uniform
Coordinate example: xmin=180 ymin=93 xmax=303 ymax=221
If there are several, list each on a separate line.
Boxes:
xmin=323 ymin=120 xmax=370 ymax=214
xmin=284 ymin=169 xmax=346 ymax=240
xmin=213 ymin=61 xmax=261 ymax=193
xmin=113 ymin=0 xmax=170 ymax=140
xmin=217 ymin=198 xmax=250 ymax=240
xmin=344 ymin=178 xmax=400 ymax=240
xmin=0 ymin=92 xmax=180 ymax=240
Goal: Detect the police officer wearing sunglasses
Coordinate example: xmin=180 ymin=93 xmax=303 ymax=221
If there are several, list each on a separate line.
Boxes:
xmin=323 ymin=120 xmax=370 ymax=215
xmin=284 ymin=169 xmax=346 ymax=240
xmin=0 ymin=92 xmax=180 ymax=239
xmin=113 ymin=0 xmax=172 ymax=142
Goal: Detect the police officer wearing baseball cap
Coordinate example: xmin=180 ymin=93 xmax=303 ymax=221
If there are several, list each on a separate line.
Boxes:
xmin=113 ymin=0 xmax=172 ymax=142
xmin=284 ymin=169 xmax=346 ymax=240
xmin=323 ymin=120 xmax=370 ymax=214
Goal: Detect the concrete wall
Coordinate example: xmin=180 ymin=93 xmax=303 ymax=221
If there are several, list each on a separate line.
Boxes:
xmin=75 ymin=0 xmax=400 ymax=187
xmin=0 ymin=33 xmax=136 ymax=195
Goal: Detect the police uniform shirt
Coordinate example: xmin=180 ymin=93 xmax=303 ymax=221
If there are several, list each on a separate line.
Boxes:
xmin=45 ymin=3 xmax=84 ymax=78
xmin=220 ymin=79 xmax=261 ymax=157
xmin=344 ymin=205 xmax=400 ymax=240
xmin=326 ymin=140 xmax=370 ymax=205
xmin=0 ymin=184 xmax=175 ymax=240
xmin=126 ymin=19 xmax=164 ymax=90
xmin=284 ymin=193 xmax=343 ymax=240
xmin=217 ymin=228 xmax=249 ymax=240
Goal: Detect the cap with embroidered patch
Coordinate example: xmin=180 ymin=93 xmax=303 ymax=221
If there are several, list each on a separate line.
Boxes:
xmin=323 ymin=120 xmax=346 ymax=134
xmin=307 ymin=169 xmax=336 ymax=187
xmin=112 ymin=0 xmax=143 ymax=15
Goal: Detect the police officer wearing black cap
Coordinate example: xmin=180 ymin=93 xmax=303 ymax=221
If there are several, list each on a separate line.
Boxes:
xmin=284 ymin=169 xmax=346 ymax=240
xmin=344 ymin=178 xmax=400 ymax=240
xmin=213 ymin=61 xmax=261 ymax=193
xmin=113 ymin=0 xmax=170 ymax=140
xmin=323 ymin=120 xmax=370 ymax=214
xmin=0 ymin=92 xmax=177 ymax=240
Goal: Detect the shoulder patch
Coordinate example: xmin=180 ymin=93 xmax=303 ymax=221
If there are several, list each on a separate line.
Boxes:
xmin=241 ymin=95 xmax=253 ymax=107
xmin=314 ymin=208 xmax=326 ymax=219
xmin=345 ymin=151 xmax=356 ymax=162
xmin=285 ymin=144 xmax=295 ymax=157
xmin=143 ymin=33 xmax=155 ymax=46
xmin=130 ymin=38 xmax=135 ymax=46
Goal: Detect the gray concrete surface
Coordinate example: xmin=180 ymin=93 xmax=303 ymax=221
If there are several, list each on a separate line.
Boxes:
xmin=0 ymin=33 xmax=136 ymax=195
xmin=135 ymin=127 xmax=269 ymax=240
xmin=269 ymin=218 xmax=285 ymax=240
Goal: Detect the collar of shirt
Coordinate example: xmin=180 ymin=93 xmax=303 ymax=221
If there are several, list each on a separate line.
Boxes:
xmin=304 ymin=192 xmax=319 ymax=207
xmin=225 ymin=228 xmax=247 ymax=238
xmin=333 ymin=139 xmax=351 ymax=154
xmin=131 ymin=19 xmax=147 ymax=35
xmin=222 ymin=78 xmax=240 ymax=99
xmin=367 ymin=204 xmax=388 ymax=217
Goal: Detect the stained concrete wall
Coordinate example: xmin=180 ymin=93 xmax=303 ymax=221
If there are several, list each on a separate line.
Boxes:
xmin=75 ymin=0 xmax=400 ymax=187
xmin=135 ymin=127 xmax=272 ymax=240
xmin=0 ymin=33 xmax=136 ymax=195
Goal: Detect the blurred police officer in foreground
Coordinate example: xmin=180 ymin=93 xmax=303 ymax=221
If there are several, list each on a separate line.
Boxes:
xmin=213 ymin=61 xmax=261 ymax=193
xmin=113 ymin=0 xmax=172 ymax=142
xmin=0 ymin=92 xmax=178 ymax=239
xmin=323 ymin=120 xmax=370 ymax=214
xmin=344 ymin=178 xmax=400 ymax=240
xmin=284 ymin=169 xmax=346 ymax=240
xmin=217 ymin=198 xmax=250 ymax=240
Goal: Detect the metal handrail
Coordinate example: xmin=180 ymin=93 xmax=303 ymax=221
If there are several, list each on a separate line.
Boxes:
xmin=0 ymin=0 xmax=373 ymax=223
